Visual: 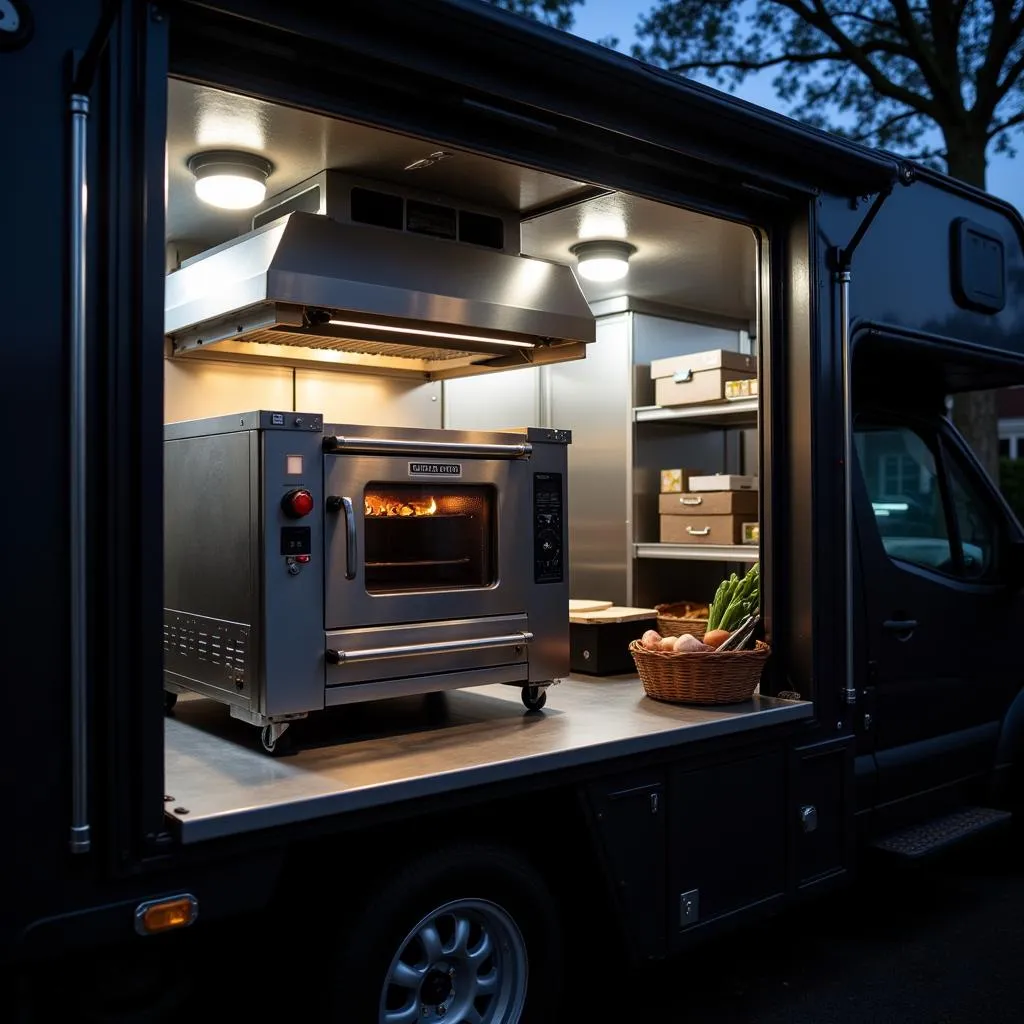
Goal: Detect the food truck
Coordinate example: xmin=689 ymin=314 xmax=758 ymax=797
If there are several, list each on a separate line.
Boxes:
xmin=3 ymin=1 xmax=1024 ymax=1020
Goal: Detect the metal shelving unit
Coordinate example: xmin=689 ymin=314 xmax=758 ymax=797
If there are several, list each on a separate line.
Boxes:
xmin=633 ymin=398 xmax=758 ymax=428
xmin=635 ymin=542 xmax=759 ymax=562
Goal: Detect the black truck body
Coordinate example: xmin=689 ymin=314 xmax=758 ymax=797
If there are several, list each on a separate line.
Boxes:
xmin=2 ymin=2 xmax=1024 ymax=1020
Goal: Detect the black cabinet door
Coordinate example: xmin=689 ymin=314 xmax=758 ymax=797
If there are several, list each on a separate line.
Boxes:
xmin=852 ymin=413 xmax=1021 ymax=807
xmin=585 ymin=773 xmax=667 ymax=959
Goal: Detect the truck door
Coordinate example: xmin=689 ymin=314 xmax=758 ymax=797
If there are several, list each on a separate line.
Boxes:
xmin=851 ymin=406 xmax=1024 ymax=810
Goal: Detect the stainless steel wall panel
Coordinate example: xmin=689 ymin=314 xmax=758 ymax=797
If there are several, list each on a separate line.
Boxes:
xmin=441 ymin=366 xmax=541 ymax=431
xmin=547 ymin=314 xmax=631 ymax=604
xmin=297 ymin=370 xmax=441 ymax=428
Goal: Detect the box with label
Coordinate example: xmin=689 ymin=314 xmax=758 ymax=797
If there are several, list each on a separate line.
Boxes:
xmin=660 ymin=514 xmax=747 ymax=545
xmin=650 ymin=349 xmax=757 ymax=407
xmin=659 ymin=468 xmax=695 ymax=494
xmin=658 ymin=490 xmax=759 ymax=516
xmin=688 ymin=474 xmax=758 ymax=493
xmin=725 ymin=378 xmax=760 ymax=399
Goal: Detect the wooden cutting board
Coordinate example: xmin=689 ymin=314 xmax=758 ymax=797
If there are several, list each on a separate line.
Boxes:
xmin=569 ymin=599 xmax=614 ymax=613
xmin=569 ymin=605 xmax=658 ymax=624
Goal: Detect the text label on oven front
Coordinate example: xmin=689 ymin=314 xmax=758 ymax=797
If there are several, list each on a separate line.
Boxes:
xmin=409 ymin=462 xmax=463 ymax=477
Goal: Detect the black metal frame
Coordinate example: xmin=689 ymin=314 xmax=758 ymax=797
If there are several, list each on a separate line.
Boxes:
xmin=74 ymin=1 xmax=171 ymax=874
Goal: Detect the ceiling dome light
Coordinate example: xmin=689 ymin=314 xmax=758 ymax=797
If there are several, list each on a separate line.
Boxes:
xmin=570 ymin=239 xmax=637 ymax=283
xmin=188 ymin=150 xmax=274 ymax=211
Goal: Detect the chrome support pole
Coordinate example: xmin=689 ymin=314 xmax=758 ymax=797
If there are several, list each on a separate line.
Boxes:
xmin=838 ymin=268 xmax=857 ymax=708
xmin=69 ymin=92 xmax=91 ymax=854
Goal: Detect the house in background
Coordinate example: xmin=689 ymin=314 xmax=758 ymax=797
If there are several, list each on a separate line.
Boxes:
xmin=999 ymin=388 xmax=1024 ymax=459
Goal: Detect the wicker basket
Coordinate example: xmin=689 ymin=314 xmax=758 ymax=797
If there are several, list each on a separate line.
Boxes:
xmin=629 ymin=639 xmax=770 ymax=705
xmin=654 ymin=601 xmax=710 ymax=640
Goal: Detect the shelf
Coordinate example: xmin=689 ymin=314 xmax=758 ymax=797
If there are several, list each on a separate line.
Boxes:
xmin=634 ymin=543 xmax=759 ymax=562
xmin=633 ymin=398 xmax=758 ymax=428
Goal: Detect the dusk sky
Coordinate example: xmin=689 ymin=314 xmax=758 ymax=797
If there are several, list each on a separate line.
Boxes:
xmin=568 ymin=0 xmax=1023 ymax=215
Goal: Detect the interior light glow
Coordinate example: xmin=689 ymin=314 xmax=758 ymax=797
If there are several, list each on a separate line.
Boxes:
xmin=188 ymin=151 xmax=273 ymax=211
xmin=327 ymin=319 xmax=536 ymax=349
xmin=195 ymin=174 xmax=267 ymax=210
xmin=570 ymin=240 xmax=636 ymax=283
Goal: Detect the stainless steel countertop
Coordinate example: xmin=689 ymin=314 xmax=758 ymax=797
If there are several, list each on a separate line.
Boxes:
xmin=164 ymin=676 xmax=812 ymax=843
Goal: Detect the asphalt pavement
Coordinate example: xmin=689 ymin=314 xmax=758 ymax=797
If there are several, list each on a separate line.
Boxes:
xmin=613 ymin=836 xmax=1024 ymax=1023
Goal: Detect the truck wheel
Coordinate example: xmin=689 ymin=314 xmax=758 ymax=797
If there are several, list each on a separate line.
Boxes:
xmin=331 ymin=845 xmax=561 ymax=1023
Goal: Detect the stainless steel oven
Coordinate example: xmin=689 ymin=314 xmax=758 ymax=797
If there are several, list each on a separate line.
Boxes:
xmin=163 ymin=411 xmax=570 ymax=752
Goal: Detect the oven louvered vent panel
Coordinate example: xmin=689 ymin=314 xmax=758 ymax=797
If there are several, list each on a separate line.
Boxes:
xmin=241 ymin=327 xmax=481 ymax=363
xmin=163 ymin=611 xmax=251 ymax=693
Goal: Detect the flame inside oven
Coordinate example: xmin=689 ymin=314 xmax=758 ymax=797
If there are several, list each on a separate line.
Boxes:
xmin=364 ymin=495 xmax=438 ymax=518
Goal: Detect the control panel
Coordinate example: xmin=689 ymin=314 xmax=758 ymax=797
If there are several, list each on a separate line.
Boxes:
xmin=533 ymin=472 xmax=564 ymax=584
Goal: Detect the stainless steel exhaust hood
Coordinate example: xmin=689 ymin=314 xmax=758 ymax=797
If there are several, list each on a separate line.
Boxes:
xmin=164 ymin=210 xmax=596 ymax=380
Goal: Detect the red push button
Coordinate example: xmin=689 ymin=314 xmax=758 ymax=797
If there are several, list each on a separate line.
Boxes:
xmin=295 ymin=554 xmax=311 ymax=564
xmin=281 ymin=488 xmax=314 ymax=519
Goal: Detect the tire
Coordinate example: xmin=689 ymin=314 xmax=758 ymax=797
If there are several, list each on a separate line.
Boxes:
xmin=328 ymin=844 xmax=562 ymax=1024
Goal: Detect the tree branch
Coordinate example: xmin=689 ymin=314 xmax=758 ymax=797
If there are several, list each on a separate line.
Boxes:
xmin=665 ymin=37 xmax=914 ymax=76
xmin=926 ymin=0 xmax=964 ymax=110
xmin=989 ymin=109 xmax=1024 ymax=139
xmin=830 ymin=9 xmax=900 ymax=31
xmin=773 ymin=0 xmax=939 ymax=116
xmin=974 ymin=0 xmax=1019 ymax=119
xmin=847 ymin=108 xmax=922 ymax=142
xmin=666 ymin=51 xmax=842 ymax=74
xmin=996 ymin=50 xmax=1024 ymax=105
xmin=888 ymin=0 xmax=954 ymax=111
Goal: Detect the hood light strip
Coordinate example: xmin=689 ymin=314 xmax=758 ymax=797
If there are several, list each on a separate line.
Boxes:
xmin=327 ymin=318 xmax=536 ymax=349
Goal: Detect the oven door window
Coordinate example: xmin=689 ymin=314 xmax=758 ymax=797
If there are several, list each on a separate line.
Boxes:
xmin=363 ymin=483 xmax=496 ymax=593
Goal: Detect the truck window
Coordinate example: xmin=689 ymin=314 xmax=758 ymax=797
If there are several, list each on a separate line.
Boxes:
xmin=854 ymin=421 xmax=995 ymax=580
xmin=945 ymin=451 xmax=995 ymax=579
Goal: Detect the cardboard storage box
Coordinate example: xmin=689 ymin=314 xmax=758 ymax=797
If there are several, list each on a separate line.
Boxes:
xmin=658 ymin=490 xmax=759 ymax=516
xmin=650 ymin=349 xmax=757 ymax=407
xmin=688 ymin=474 xmax=758 ymax=492
xmin=569 ymin=606 xmax=657 ymax=676
xmin=660 ymin=514 xmax=747 ymax=545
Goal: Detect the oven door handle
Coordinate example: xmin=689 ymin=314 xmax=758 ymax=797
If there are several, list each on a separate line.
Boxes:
xmin=326 ymin=495 xmax=358 ymax=580
xmin=323 ymin=435 xmax=533 ymax=459
xmin=326 ymin=632 xmax=535 ymax=664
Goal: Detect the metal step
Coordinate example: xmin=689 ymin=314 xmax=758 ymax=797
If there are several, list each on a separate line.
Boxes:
xmin=871 ymin=806 xmax=1012 ymax=860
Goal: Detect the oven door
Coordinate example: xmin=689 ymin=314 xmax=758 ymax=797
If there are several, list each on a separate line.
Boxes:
xmin=323 ymin=438 xmax=530 ymax=630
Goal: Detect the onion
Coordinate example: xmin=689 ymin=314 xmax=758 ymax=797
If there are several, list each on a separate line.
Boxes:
xmin=674 ymin=633 xmax=714 ymax=652
xmin=640 ymin=629 xmax=662 ymax=650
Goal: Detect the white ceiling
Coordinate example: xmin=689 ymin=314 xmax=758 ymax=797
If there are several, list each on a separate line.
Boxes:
xmin=166 ymin=79 xmax=758 ymax=323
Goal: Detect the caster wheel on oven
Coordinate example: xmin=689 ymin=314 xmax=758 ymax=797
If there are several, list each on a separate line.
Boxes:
xmin=522 ymin=686 xmax=547 ymax=712
xmin=260 ymin=724 xmax=294 ymax=757
xmin=163 ymin=691 xmax=178 ymax=714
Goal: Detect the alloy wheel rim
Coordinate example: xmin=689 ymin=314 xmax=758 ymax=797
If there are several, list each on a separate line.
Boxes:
xmin=379 ymin=898 xmax=528 ymax=1024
